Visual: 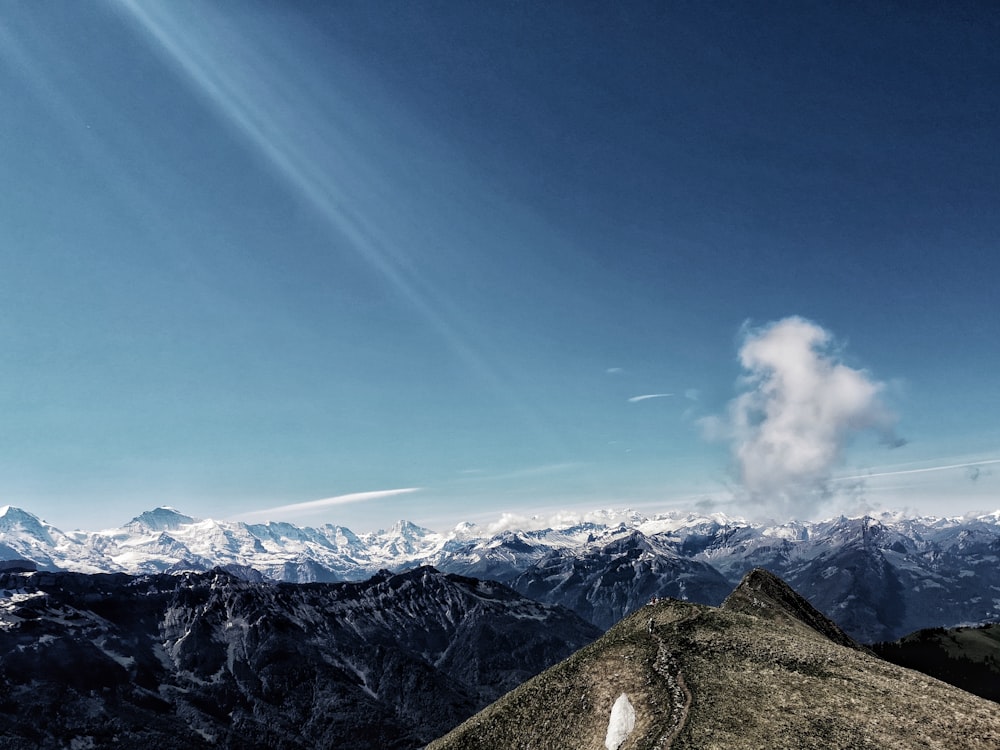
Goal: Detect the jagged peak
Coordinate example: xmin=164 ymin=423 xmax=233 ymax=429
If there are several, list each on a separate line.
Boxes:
xmin=722 ymin=568 xmax=861 ymax=650
xmin=126 ymin=507 xmax=196 ymax=532
xmin=0 ymin=505 xmax=45 ymax=525
xmin=388 ymin=519 xmax=431 ymax=536
xmin=0 ymin=506 xmax=56 ymax=544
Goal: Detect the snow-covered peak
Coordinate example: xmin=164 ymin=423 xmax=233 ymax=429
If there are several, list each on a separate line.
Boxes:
xmin=363 ymin=520 xmax=444 ymax=559
xmin=388 ymin=519 xmax=431 ymax=538
xmin=0 ymin=505 xmax=44 ymax=524
xmin=125 ymin=507 xmax=196 ymax=533
xmin=451 ymin=520 xmax=480 ymax=540
xmin=0 ymin=506 xmax=56 ymax=543
xmin=320 ymin=524 xmax=365 ymax=550
xmin=966 ymin=509 xmax=1000 ymax=525
xmin=760 ymin=522 xmax=809 ymax=541
xmin=636 ymin=510 xmax=742 ymax=537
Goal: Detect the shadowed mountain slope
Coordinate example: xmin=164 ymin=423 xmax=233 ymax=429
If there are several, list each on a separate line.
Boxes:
xmin=511 ymin=530 xmax=733 ymax=630
xmin=428 ymin=569 xmax=1000 ymax=750
xmin=0 ymin=567 xmax=599 ymax=749
xmin=873 ymin=622 xmax=1000 ymax=704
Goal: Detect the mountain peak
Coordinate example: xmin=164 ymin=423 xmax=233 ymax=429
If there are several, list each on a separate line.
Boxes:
xmin=0 ymin=506 xmax=53 ymax=538
xmin=125 ymin=507 xmax=196 ymax=533
xmin=0 ymin=505 xmax=41 ymax=523
xmin=722 ymin=568 xmax=860 ymax=649
xmin=390 ymin=519 xmax=425 ymax=534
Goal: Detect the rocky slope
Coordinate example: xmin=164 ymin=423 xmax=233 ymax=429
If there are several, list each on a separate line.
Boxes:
xmin=428 ymin=569 xmax=1000 ymax=750
xmin=0 ymin=566 xmax=599 ymax=749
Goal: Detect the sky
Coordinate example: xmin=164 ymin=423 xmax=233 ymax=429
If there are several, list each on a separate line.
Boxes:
xmin=1 ymin=1 xmax=998 ymax=532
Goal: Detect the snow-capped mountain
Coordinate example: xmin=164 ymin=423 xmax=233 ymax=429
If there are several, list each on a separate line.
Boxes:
xmin=0 ymin=506 xmax=616 ymax=584
xmin=3 ymin=505 xmax=1000 ymax=640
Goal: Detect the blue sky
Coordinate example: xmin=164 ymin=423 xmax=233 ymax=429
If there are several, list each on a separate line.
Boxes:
xmin=1 ymin=1 xmax=998 ymax=531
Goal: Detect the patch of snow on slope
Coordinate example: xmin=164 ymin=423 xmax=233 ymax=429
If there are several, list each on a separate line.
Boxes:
xmin=604 ymin=692 xmax=636 ymax=750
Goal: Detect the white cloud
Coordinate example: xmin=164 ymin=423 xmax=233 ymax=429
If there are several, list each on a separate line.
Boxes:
xmin=241 ymin=488 xmax=421 ymax=522
xmin=481 ymin=507 xmax=642 ymax=535
xmin=627 ymin=393 xmax=673 ymax=403
xmin=704 ymin=316 xmax=902 ymax=518
xmin=606 ymin=367 xmax=625 ymax=375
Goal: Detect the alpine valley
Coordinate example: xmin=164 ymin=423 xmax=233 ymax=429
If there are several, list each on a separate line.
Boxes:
xmin=3 ymin=504 xmax=1000 ymax=642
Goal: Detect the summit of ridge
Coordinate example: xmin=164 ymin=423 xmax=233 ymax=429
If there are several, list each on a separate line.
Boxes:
xmin=722 ymin=567 xmax=862 ymax=649
xmin=428 ymin=571 xmax=1000 ymax=749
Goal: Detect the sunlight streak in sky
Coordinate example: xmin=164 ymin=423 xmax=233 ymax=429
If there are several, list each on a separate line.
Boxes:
xmin=112 ymin=0 xmax=565 ymax=456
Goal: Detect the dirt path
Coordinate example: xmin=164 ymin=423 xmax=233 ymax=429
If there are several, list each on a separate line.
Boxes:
xmin=648 ymin=614 xmax=693 ymax=749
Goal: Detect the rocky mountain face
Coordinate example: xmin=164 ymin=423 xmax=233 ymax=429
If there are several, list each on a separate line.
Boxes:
xmin=0 ymin=566 xmax=599 ymax=749
xmin=4 ymin=505 xmax=1000 ymax=641
xmin=428 ymin=569 xmax=1000 ymax=750
xmin=512 ymin=530 xmax=733 ymax=630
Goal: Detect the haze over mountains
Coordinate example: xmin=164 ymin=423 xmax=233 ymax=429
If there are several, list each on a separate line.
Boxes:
xmin=3 ymin=504 xmax=1000 ymax=642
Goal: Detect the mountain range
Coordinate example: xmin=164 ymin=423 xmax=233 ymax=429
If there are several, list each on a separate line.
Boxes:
xmin=3 ymin=504 xmax=1000 ymax=641
xmin=0 ymin=565 xmax=598 ymax=748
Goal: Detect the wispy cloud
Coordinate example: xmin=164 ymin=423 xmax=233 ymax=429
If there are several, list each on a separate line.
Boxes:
xmin=480 ymin=462 xmax=581 ymax=482
xmin=838 ymin=458 xmax=1000 ymax=482
xmin=606 ymin=367 xmax=625 ymax=375
xmin=702 ymin=316 xmax=903 ymax=519
xmin=628 ymin=393 xmax=673 ymax=403
xmin=241 ymin=488 xmax=421 ymax=522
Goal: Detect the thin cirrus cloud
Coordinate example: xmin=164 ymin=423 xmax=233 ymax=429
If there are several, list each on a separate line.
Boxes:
xmin=837 ymin=458 xmax=1000 ymax=482
xmin=240 ymin=488 xmax=421 ymax=522
xmin=453 ymin=462 xmax=582 ymax=484
xmin=627 ymin=393 xmax=673 ymax=403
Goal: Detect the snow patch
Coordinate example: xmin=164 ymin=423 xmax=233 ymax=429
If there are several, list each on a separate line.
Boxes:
xmin=604 ymin=692 xmax=636 ymax=750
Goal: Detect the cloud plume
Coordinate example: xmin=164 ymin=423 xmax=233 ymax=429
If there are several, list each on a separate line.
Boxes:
xmin=241 ymin=488 xmax=421 ymax=522
xmin=705 ymin=316 xmax=902 ymax=517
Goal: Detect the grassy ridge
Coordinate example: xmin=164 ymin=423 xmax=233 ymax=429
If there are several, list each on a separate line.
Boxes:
xmin=430 ymin=572 xmax=1000 ymax=749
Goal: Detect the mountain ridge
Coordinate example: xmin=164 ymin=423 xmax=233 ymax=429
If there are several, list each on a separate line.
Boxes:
xmin=428 ymin=569 xmax=1000 ymax=749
